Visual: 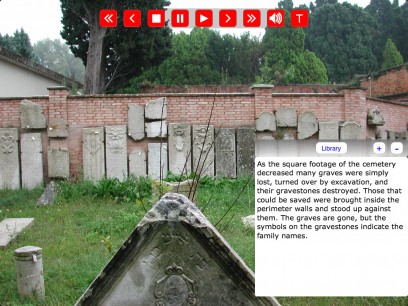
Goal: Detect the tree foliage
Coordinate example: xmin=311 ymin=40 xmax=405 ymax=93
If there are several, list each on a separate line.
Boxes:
xmin=0 ymin=29 xmax=35 ymax=59
xmin=381 ymin=38 xmax=404 ymax=70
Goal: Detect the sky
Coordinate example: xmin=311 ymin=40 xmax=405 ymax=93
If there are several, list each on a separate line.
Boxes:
xmin=0 ymin=0 xmax=372 ymax=43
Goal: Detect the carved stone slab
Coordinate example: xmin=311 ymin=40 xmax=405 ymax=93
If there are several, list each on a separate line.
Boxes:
xmin=145 ymin=121 xmax=167 ymax=138
xmin=20 ymin=99 xmax=46 ymax=129
xmin=48 ymin=118 xmax=68 ymax=138
xmin=145 ymin=98 xmax=167 ymax=120
xmin=48 ymin=148 xmax=69 ymax=178
xmin=275 ymin=108 xmax=297 ymax=127
xmin=148 ymin=143 xmax=168 ymax=181
xmin=237 ymin=128 xmax=255 ymax=176
xmin=75 ymin=193 xmax=280 ymax=306
xmin=0 ymin=218 xmax=34 ymax=249
xmin=256 ymin=112 xmax=276 ymax=132
xmin=128 ymin=104 xmax=145 ymax=141
xmin=340 ymin=122 xmax=361 ymax=140
xmin=83 ymin=127 xmax=105 ymax=181
xmin=367 ymin=108 xmax=385 ymax=126
xmin=297 ymin=111 xmax=318 ymax=140
xmin=318 ymin=122 xmax=339 ymax=140
xmin=106 ymin=126 xmax=127 ymax=181
xmin=215 ymin=128 xmax=236 ymax=177
xmin=129 ymin=150 xmax=147 ymax=177
xmin=192 ymin=125 xmax=214 ymax=177
xmin=21 ymin=133 xmax=43 ymax=189
xmin=169 ymin=123 xmax=191 ymax=175
xmin=0 ymin=128 xmax=20 ymax=189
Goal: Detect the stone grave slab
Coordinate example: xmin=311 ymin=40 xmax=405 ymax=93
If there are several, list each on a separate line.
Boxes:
xmin=192 ymin=125 xmax=214 ymax=177
xmin=395 ymin=132 xmax=401 ymax=140
xmin=145 ymin=121 xmax=167 ymax=138
xmin=318 ymin=122 xmax=339 ymax=140
xmin=129 ymin=150 xmax=147 ymax=177
xmin=75 ymin=193 xmax=279 ymax=306
xmin=36 ymin=181 xmax=56 ymax=206
xmin=148 ymin=143 xmax=168 ymax=181
xmin=21 ymin=133 xmax=43 ymax=189
xmin=145 ymin=97 xmax=167 ymax=120
xmin=401 ymin=131 xmax=408 ymax=140
xmin=20 ymin=99 xmax=46 ymax=129
xmin=387 ymin=130 xmax=395 ymax=140
xmin=48 ymin=148 xmax=70 ymax=178
xmin=376 ymin=129 xmax=388 ymax=140
xmin=297 ymin=111 xmax=318 ymax=139
xmin=0 ymin=128 xmax=20 ymax=189
xmin=47 ymin=118 xmax=68 ymax=138
xmin=0 ymin=218 xmax=34 ymax=249
xmin=367 ymin=108 xmax=385 ymax=126
xmin=256 ymin=112 xmax=276 ymax=132
xmin=215 ymin=128 xmax=236 ymax=177
xmin=169 ymin=123 xmax=191 ymax=175
xmin=340 ymin=122 xmax=361 ymax=140
xmin=83 ymin=127 xmax=105 ymax=181
xmin=275 ymin=108 xmax=297 ymax=127
xmin=128 ymin=104 xmax=145 ymax=141
xmin=237 ymin=128 xmax=255 ymax=176
xmin=106 ymin=126 xmax=128 ymax=181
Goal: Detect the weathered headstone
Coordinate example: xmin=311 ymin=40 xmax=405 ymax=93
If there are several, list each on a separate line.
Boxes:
xmin=256 ymin=112 xmax=276 ymax=132
xmin=145 ymin=121 xmax=167 ymax=138
xmin=395 ymin=132 xmax=401 ymax=140
xmin=297 ymin=111 xmax=318 ymax=139
xmin=237 ymin=128 xmax=255 ymax=176
xmin=145 ymin=97 xmax=167 ymax=120
xmin=169 ymin=123 xmax=191 ymax=175
xmin=21 ymin=133 xmax=43 ymax=189
xmin=0 ymin=218 xmax=34 ymax=249
xmin=340 ymin=122 xmax=361 ymax=140
xmin=376 ymin=129 xmax=388 ymax=140
xmin=242 ymin=215 xmax=255 ymax=229
xmin=106 ymin=126 xmax=127 ymax=181
xmin=75 ymin=193 xmax=280 ymax=306
xmin=215 ymin=128 xmax=236 ymax=177
xmin=401 ymin=131 xmax=408 ymax=140
xmin=148 ymin=143 xmax=168 ymax=181
xmin=48 ymin=148 xmax=70 ymax=178
xmin=83 ymin=127 xmax=105 ymax=181
xmin=387 ymin=130 xmax=395 ymax=140
xmin=129 ymin=150 xmax=147 ymax=177
xmin=318 ymin=122 xmax=339 ymax=140
xmin=367 ymin=108 xmax=385 ymax=126
xmin=128 ymin=104 xmax=145 ymax=141
xmin=47 ymin=118 xmax=68 ymax=138
xmin=192 ymin=125 xmax=214 ymax=177
xmin=275 ymin=108 xmax=297 ymax=127
xmin=20 ymin=99 xmax=46 ymax=129
xmin=0 ymin=128 xmax=20 ymax=189
xmin=36 ymin=181 xmax=56 ymax=206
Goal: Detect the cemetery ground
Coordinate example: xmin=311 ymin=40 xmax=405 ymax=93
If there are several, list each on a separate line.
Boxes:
xmin=0 ymin=177 xmax=407 ymax=306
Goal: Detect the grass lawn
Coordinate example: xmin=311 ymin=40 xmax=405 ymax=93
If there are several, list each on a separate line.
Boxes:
xmin=0 ymin=177 xmax=407 ymax=306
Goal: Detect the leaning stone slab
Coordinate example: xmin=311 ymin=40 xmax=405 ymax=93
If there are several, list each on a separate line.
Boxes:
xmin=75 ymin=193 xmax=280 ymax=306
xmin=340 ymin=122 xmax=361 ymax=140
xmin=145 ymin=97 xmax=167 ymax=120
xmin=319 ymin=122 xmax=339 ymax=140
xmin=83 ymin=127 xmax=105 ymax=181
xmin=0 ymin=128 xmax=20 ymax=189
xmin=256 ymin=112 xmax=276 ymax=132
xmin=21 ymin=133 xmax=43 ymax=189
xmin=20 ymin=99 xmax=46 ymax=129
xmin=237 ymin=128 xmax=255 ymax=176
xmin=106 ymin=126 xmax=128 ymax=181
xmin=128 ymin=104 xmax=145 ymax=141
xmin=48 ymin=148 xmax=69 ymax=178
xmin=275 ymin=108 xmax=297 ymax=127
xmin=148 ymin=143 xmax=168 ymax=181
xmin=47 ymin=118 xmax=68 ymax=138
xmin=169 ymin=123 xmax=191 ymax=175
xmin=193 ymin=125 xmax=214 ymax=177
xmin=145 ymin=121 xmax=167 ymax=138
xmin=297 ymin=111 xmax=318 ymax=140
xmin=215 ymin=128 xmax=236 ymax=177
xmin=0 ymin=218 xmax=34 ymax=249
xmin=367 ymin=108 xmax=385 ymax=126
xmin=36 ymin=181 xmax=56 ymax=206
xmin=129 ymin=150 xmax=147 ymax=177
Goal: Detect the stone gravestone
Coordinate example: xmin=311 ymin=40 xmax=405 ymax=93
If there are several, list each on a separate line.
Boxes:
xmin=148 ymin=143 xmax=168 ymax=181
xmin=47 ymin=118 xmax=68 ymax=138
xmin=376 ymin=129 xmax=388 ymax=140
xmin=106 ymin=126 xmax=128 ymax=181
xmin=340 ymin=122 xmax=361 ymax=140
xmin=83 ymin=127 xmax=105 ymax=181
xmin=20 ymin=99 xmax=46 ymax=129
xmin=297 ymin=111 xmax=318 ymax=140
xmin=21 ymin=133 xmax=43 ymax=189
xmin=401 ymin=131 xmax=408 ymax=140
xmin=387 ymin=130 xmax=395 ymax=140
xmin=48 ymin=148 xmax=70 ymax=178
xmin=145 ymin=97 xmax=167 ymax=120
xmin=37 ymin=181 xmax=57 ymax=206
xmin=215 ymin=128 xmax=236 ymax=177
xmin=192 ymin=125 xmax=214 ymax=177
xmin=318 ymin=122 xmax=339 ymax=140
xmin=169 ymin=123 xmax=192 ymax=175
xmin=75 ymin=193 xmax=280 ymax=306
xmin=128 ymin=104 xmax=145 ymax=141
xmin=367 ymin=108 xmax=385 ymax=126
xmin=0 ymin=218 xmax=34 ymax=249
xmin=145 ymin=121 xmax=168 ymax=138
xmin=256 ymin=112 xmax=276 ymax=132
xmin=275 ymin=108 xmax=297 ymax=127
xmin=237 ymin=128 xmax=255 ymax=176
xmin=129 ymin=150 xmax=147 ymax=177
xmin=0 ymin=128 xmax=20 ymax=189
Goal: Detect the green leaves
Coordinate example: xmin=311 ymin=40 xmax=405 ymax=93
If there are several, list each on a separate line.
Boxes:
xmin=381 ymin=38 xmax=404 ymax=70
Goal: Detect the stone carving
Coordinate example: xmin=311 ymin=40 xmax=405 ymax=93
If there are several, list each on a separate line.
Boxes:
xmin=192 ymin=125 xmax=214 ymax=177
xmin=21 ymin=133 xmax=43 ymax=189
xmin=318 ymin=122 xmax=339 ymax=140
xmin=237 ymin=128 xmax=255 ymax=176
xmin=20 ymin=99 xmax=46 ymax=129
xmin=48 ymin=118 xmax=68 ymax=138
xmin=128 ymin=104 xmax=145 ymax=141
xmin=0 ymin=128 xmax=20 ymax=189
xmin=367 ymin=108 xmax=385 ymax=126
xmin=145 ymin=121 xmax=168 ymax=138
xmin=275 ymin=108 xmax=297 ymax=127
xmin=256 ymin=112 xmax=276 ymax=132
xmin=106 ymin=126 xmax=127 ymax=181
xmin=169 ymin=123 xmax=191 ymax=175
xmin=376 ymin=129 xmax=388 ymax=140
xmin=83 ymin=127 xmax=105 ymax=181
xmin=145 ymin=97 xmax=167 ymax=120
xmin=129 ymin=150 xmax=147 ymax=177
xmin=215 ymin=128 xmax=236 ymax=177
xmin=340 ymin=122 xmax=361 ymax=140
xmin=297 ymin=111 xmax=318 ymax=139
xmin=37 ymin=181 xmax=56 ymax=206
xmin=148 ymin=143 xmax=168 ymax=181
xmin=48 ymin=148 xmax=69 ymax=178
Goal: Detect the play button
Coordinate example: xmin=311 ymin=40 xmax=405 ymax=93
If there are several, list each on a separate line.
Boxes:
xmin=195 ymin=10 xmax=213 ymax=27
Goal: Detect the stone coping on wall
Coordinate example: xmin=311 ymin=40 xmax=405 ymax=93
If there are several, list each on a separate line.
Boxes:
xmin=0 ymin=96 xmax=48 ymax=101
xmin=66 ymin=92 xmax=255 ymax=99
xmin=271 ymin=93 xmax=344 ymax=97
xmin=367 ymin=97 xmax=408 ymax=107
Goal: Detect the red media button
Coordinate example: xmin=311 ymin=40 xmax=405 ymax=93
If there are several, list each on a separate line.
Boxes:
xmin=172 ymin=9 xmax=189 ymax=27
xmin=291 ymin=9 xmax=309 ymax=27
xmin=148 ymin=10 xmax=165 ymax=27
xmin=243 ymin=10 xmax=261 ymax=27
xmin=195 ymin=10 xmax=213 ymax=27
xmin=100 ymin=10 xmax=117 ymax=28
xmin=219 ymin=10 xmax=237 ymax=27
xmin=124 ymin=10 xmax=141 ymax=27
xmin=267 ymin=9 xmax=285 ymax=27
